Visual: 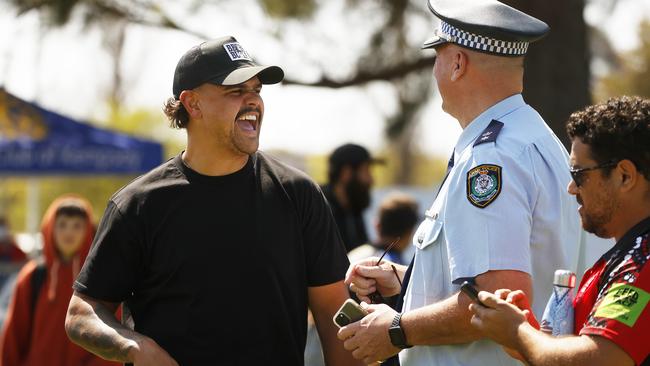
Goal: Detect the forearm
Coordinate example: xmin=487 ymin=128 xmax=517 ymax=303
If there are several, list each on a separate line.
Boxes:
xmin=309 ymin=282 xmax=363 ymax=366
xmin=401 ymin=293 xmax=481 ymax=345
xmin=515 ymin=327 xmax=632 ymax=366
xmin=318 ymin=319 xmax=363 ymax=366
xmin=65 ymin=294 xmax=143 ymax=362
xmin=517 ymin=328 xmax=585 ymax=366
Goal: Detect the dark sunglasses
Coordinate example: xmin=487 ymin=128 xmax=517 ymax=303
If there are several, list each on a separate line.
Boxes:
xmin=367 ymin=237 xmax=403 ymax=304
xmin=570 ymin=160 xmax=619 ymax=187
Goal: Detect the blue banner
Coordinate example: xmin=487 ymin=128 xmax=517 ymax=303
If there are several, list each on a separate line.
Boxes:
xmin=0 ymin=89 xmax=163 ymax=175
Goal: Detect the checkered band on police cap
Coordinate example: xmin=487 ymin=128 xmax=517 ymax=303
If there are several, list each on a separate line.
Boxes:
xmin=438 ymin=20 xmax=529 ymax=56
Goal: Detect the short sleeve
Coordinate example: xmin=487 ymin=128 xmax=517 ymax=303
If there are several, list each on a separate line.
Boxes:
xmin=580 ymin=264 xmax=650 ymax=364
xmin=73 ymin=200 xmax=143 ymax=302
xmin=443 ymin=145 xmax=535 ymax=282
xmin=297 ymin=181 xmax=349 ymax=287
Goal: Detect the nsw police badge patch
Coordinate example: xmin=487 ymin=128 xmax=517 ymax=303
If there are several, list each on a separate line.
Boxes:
xmin=466 ymin=164 xmax=502 ymax=208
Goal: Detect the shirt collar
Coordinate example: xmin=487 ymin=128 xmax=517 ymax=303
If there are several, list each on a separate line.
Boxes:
xmin=454 ymin=94 xmax=526 ymax=156
xmin=602 ymin=215 xmax=650 ymax=261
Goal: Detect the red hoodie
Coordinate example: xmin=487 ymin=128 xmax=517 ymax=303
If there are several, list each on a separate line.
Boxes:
xmin=0 ymin=195 xmax=118 ymax=366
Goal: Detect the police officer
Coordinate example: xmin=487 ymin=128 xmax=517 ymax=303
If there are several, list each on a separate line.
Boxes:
xmin=339 ymin=0 xmax=581 ymax=365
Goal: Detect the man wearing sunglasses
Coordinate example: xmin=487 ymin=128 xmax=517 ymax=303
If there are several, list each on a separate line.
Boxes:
xmin=64 ymin=37 xmax=359 ymax=366
xmin=470 ymin=96 xmax=650 ymax=366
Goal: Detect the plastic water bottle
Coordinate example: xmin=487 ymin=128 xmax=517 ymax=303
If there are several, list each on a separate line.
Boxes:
xmin=540 ymin=269 xmax=576 ymax=336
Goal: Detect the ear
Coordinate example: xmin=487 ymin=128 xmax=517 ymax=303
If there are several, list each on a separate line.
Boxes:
xmin=450 ymin=50 xmax=468 ymax=82
xmin=617 ymin=159 xmax=639 ymax=192
xmin=179 ymin=90 xmax=202 ymax=119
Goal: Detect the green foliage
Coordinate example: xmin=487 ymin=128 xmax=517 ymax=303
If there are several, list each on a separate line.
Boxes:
xmin=597 ymin=20 xmax=650 ymax=101
xmin=259 ymin=0 xmax=317 ymax=19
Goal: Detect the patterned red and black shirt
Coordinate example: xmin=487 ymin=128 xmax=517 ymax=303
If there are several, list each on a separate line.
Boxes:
xmin=574 ymin=216 xmax=650 ymax=365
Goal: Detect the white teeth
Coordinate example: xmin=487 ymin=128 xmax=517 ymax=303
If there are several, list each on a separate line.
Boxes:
xmin=238 ymin=114 xmax=257 ymax=121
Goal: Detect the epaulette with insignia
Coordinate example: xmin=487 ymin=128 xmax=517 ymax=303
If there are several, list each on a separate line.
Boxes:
xmin=473 ymin=119 xmax=504 ymax=147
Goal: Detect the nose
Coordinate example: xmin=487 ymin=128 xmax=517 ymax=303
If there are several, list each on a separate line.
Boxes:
xmin=244 ymin=89 xmax=262 ymax=105
xmin=567 ymin=178 xmax=578 ymax=196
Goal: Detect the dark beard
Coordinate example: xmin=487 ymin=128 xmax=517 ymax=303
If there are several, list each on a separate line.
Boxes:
xmin=345 ymin=177 xmax=371 ymax=214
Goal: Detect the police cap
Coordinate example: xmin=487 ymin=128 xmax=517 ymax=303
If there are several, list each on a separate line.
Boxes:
xmin=422 ymin=0 xmax=549 ymax=57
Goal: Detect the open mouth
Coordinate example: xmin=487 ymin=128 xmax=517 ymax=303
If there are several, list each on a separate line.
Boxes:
xmin=235 ymin=113 xmax=259 ymax=132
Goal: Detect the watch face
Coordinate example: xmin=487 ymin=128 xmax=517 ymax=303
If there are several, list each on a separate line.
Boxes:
xmin=389 ymin=327 xmax=407 ymax=348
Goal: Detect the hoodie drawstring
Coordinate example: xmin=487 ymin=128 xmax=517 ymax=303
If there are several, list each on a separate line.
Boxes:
xmin=47 ymin=259 xmax=59 ymax=301
xmin=46 ymin=255 xmax=81 ymax=301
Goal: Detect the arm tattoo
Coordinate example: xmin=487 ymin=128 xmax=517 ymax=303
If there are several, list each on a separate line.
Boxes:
xmin=66 ymin=297 xmax=143 ymax=362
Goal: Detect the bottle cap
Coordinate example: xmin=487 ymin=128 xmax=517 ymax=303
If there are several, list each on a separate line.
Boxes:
xmin=553 ymin=269 xmax=576 ymax=288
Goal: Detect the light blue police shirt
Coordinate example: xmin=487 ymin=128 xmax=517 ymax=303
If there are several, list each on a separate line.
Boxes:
xmin=400 ymin=94 xmax=581 ymax=366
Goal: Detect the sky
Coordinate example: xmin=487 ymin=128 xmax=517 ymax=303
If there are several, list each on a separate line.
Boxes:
xmin=0 ymin=0 xmax=649 ymax=160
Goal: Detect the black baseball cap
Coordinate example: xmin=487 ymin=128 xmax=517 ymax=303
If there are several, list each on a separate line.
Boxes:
xmin=172 ymin=36 xmax=284 ymax=99
xmin=329 ymin=144 xmax=386 ymax=167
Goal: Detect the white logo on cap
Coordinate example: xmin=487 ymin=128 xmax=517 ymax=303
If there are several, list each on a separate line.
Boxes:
xmin=223 ymin=42 xmax=252 ymax=61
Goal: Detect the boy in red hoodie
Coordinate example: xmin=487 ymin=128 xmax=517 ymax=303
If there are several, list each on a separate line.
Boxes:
xmin=0 ymin=195 xmax=117 ymax=366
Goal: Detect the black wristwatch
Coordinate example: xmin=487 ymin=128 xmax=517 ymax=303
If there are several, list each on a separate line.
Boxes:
xmin=388 ymin=312 xmax=412 ymax=349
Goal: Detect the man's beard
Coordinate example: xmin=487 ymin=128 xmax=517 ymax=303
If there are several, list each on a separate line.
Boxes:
xmin=345 ymin=177 xmax=371 ymax=214
xmin=577 ymin=193 xmax=616 ymax=238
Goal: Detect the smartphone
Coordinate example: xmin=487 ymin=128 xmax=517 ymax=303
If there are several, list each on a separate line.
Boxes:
xmin=333 ymin=299 xmax=368 ymax=328
xmin=460 ymin=281 xmax=485 ymax=306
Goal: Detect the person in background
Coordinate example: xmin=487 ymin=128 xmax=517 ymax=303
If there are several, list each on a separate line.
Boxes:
xmin=0 ymin=217 xmax=27 ymax=266
xmin=0 ymin=216 xmax=27 ymax=288
xmin=0 ymin=195 xmax=117 ymax=366
xmin=0 ymin=216 xmax=28 ymax=330
xmin=348 ymin=192 xmax=419 ymax=266
xmin=469 ymin=96 xmax=650 ymax=366
xmin=322 ymin=143 xmax=384 ymax=252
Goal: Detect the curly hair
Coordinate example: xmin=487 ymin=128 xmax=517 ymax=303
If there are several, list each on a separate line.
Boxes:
xmin=163 ymin=97 xmax=190 ymax=129
xmin=566 ymin=96 xmax=650 ymax=181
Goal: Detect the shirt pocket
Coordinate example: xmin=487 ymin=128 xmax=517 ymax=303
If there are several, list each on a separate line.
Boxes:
xmin=409 ymin=216 xmax=447 ymax=302
xmin=413 ymin=215 xmax=443 ymax=250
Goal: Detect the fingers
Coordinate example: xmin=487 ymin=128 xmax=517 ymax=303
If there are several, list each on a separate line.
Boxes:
xmin=494 ymin=288 xmax=512 ymax=300
xmin=337 ymin=321 xmax=361 ymax=341
xmin=364 ymin=356 xmax=378 ymax=365
xmin=469 ymin=305 xmax=484 ymax=329
xmin=359 ymin=301 xmax=378 ymax=314
xmin=505 ymin=290 xmax=528 ymax=305
xmin=468 ymin=302 xmax=495 ymax=333
xmin=349 ymin=282 xmax=376 ymax=296
xmin=477 ymin=290 xmax=500 ymax=308
xmin=355 ymin=265 xmax=390 ymax=280
xmin=352 ymin=348 xmax=365 ymax=360
xmin=350 ymin=274 xmax=378 ymax=290
xmin=468 ymin=302 xmax=487 ymax=317
xmin=343 ymin=336 xmax=360 ymax=351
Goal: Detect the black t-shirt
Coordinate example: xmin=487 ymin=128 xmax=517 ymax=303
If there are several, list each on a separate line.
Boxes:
xmin=321 ymin=184 xmax=368 ymax=252
xmin=74 ymin=152 xmax=349 ymax=366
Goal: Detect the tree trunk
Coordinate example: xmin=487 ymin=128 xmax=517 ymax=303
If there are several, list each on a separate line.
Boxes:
xmin=502 ymin=0 xmax=591 ymax=149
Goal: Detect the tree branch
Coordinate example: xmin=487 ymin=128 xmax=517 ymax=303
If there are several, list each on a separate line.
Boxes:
xmin=282 ymin=55 xmax=436 ymax=88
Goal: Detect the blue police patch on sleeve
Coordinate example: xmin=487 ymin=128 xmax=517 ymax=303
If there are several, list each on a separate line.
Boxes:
xmin=466 ymin=164 xmax=502 ymax=208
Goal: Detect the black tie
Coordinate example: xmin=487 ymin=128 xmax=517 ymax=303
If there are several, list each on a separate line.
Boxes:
xmin=395 ymin=151 xmax=455 ymax=311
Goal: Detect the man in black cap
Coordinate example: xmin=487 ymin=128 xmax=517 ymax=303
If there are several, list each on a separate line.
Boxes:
xmin=322 ymin=143 xmax=384 ymax=252
xmin=65 ymin=37 xmax=359 ymax=366
xmin=340 ymin=1 xmax=581 ymax=365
